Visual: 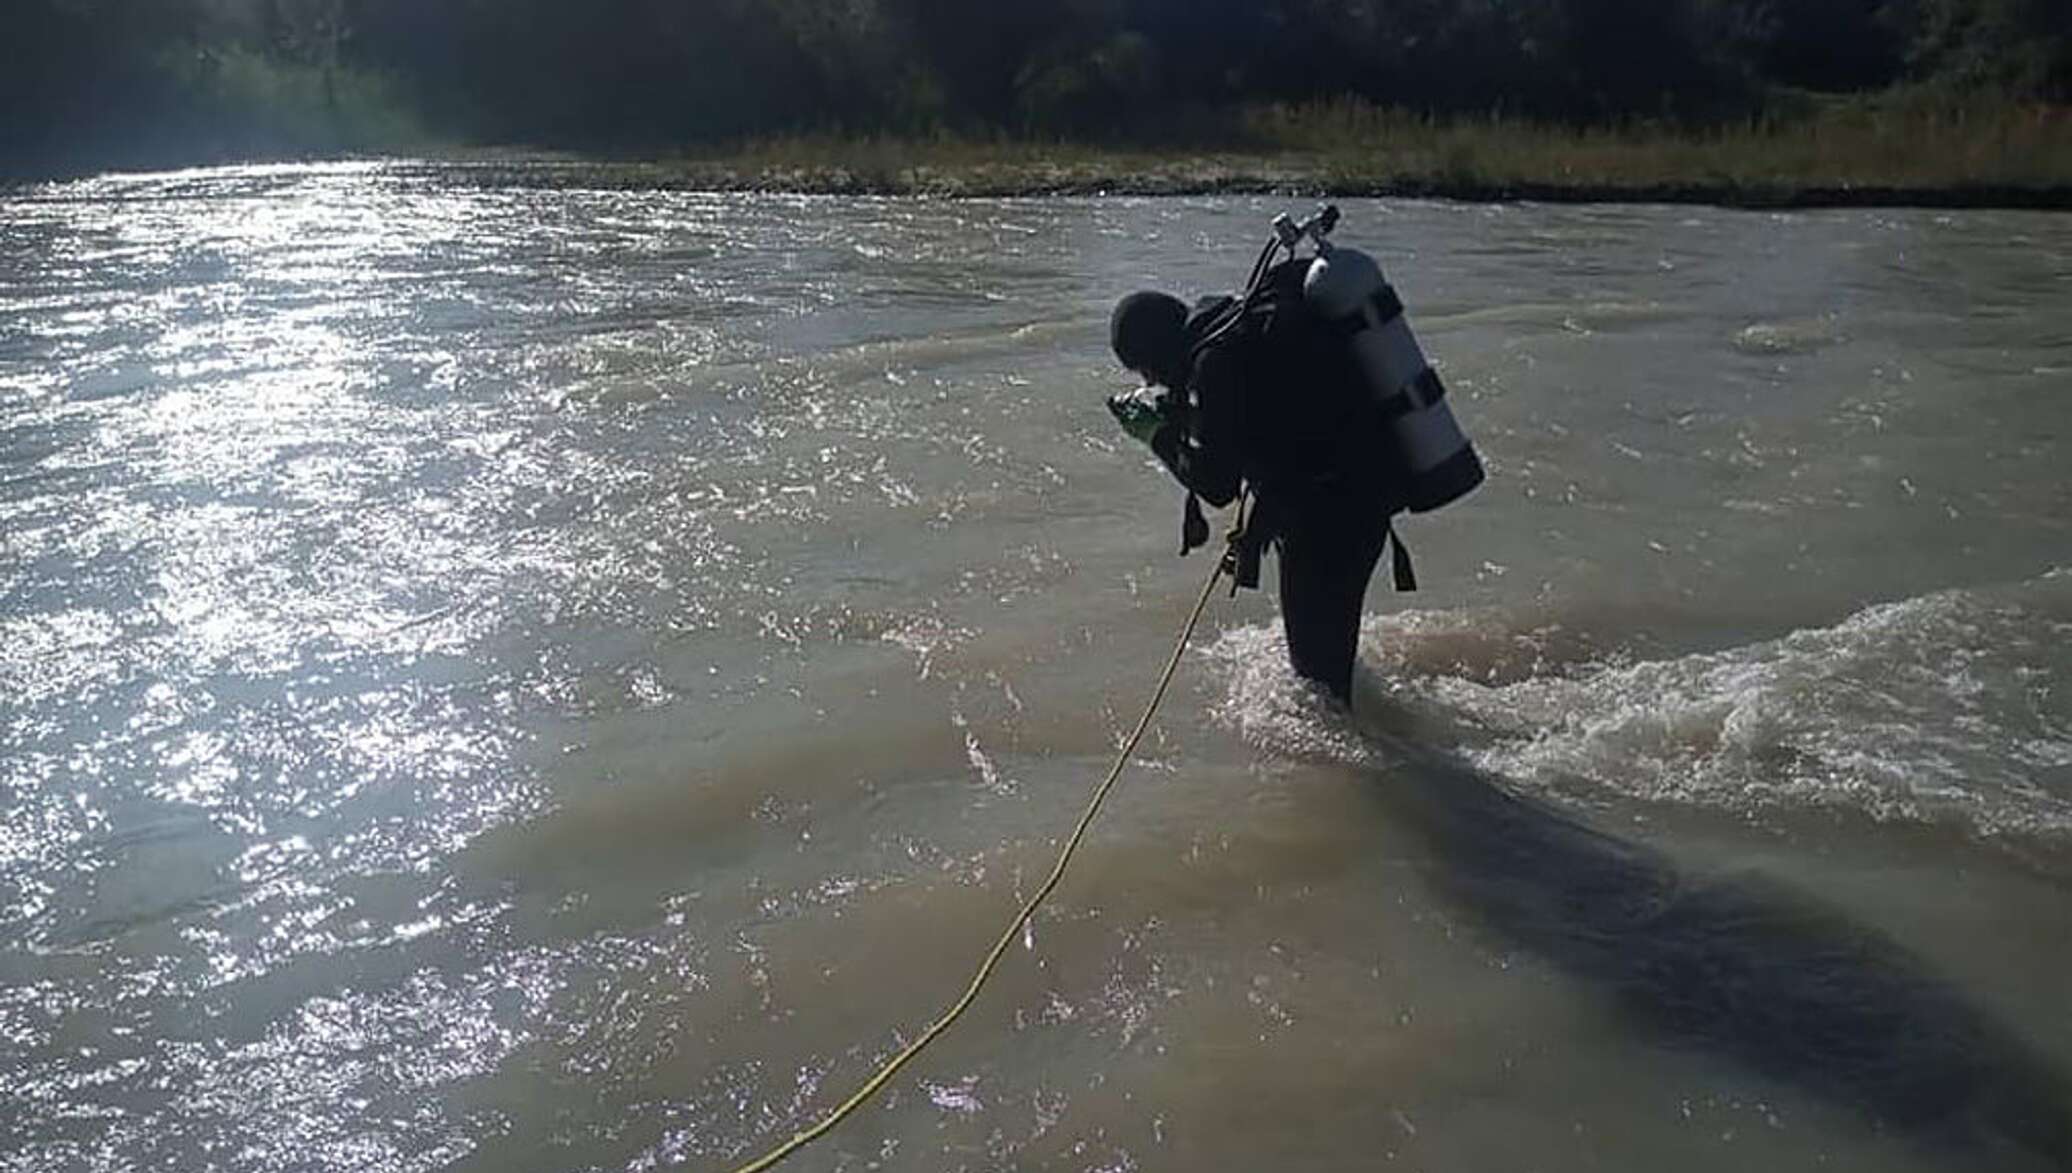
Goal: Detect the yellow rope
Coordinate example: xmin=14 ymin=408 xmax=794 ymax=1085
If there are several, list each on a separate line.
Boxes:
xmin=727 ymin=541 xmax=1233 ymax=1173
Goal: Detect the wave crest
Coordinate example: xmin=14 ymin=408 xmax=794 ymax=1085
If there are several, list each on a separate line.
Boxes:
xmin=1206 ymin=577 xmax=2072 ymax=840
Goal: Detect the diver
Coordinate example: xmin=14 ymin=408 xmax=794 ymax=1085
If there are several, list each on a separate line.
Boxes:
xmin=1105 ymin=208 xmax=1482 ymax=705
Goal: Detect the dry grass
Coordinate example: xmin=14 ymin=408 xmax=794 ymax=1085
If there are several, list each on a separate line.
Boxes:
xmin=652 ymin=99 xmax=2072 ymax=204
xmin=1253 ymin=98 xmax=2072 ymax=190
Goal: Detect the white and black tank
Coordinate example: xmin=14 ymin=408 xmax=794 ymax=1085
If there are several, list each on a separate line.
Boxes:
xmin=1280 ymin=207 xmax=1486 ymax=514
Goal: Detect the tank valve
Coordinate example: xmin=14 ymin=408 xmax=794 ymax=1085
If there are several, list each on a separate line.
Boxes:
xmin=1273 ymin=204 xmax=1343 ymax=251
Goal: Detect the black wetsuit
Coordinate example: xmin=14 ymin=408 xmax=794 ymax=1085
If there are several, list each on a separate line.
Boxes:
xmin=1147 ymin=266 xmax=1405 ymax=703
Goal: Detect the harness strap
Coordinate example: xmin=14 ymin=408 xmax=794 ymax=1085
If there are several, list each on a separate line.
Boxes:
xmin=1378 ymin=369 xmax=1448 ymax=421
xmin=1324 ymin=285 xmax=1406 ymax=337
xmin=1387 ymin=524 xmax=1418 ymax=592
xmin=1180 ymin=492 xmax=1209 ymax=556
xmin=1184 ymin=490 xmax=1416 ymax=594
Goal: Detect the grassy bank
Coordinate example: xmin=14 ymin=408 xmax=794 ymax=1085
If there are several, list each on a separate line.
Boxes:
xmin=14 ymin=95 xmax=2070 ymax=210
xmin=635 ymin=98 xmax=2072 ymax=207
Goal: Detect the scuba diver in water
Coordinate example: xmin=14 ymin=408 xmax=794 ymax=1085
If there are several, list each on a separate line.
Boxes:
xmin=1106 ymin=207 xmax=1483 ymax=705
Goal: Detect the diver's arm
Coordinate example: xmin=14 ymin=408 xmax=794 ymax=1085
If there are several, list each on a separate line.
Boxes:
xmin=1149 ymin=351 xmax=1242 ymax=507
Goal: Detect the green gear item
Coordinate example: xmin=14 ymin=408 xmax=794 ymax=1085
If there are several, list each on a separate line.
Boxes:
xmin=1107 ymin=390 xmax=1168 ymax=448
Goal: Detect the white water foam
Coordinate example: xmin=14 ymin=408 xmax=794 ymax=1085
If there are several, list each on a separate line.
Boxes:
xmin=1206 ymin=576 xmax=2072 ymax=840
xmin=1202 ymin=624 xmax=1380 ymax=769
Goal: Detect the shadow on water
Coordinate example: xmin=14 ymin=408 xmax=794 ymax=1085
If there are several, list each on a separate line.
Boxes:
xmin=1359 ymin=732 xmax=2072 ymax=1172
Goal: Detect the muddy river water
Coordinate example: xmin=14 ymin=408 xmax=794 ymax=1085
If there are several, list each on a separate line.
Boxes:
xmin=3 ymin=162 xmax=2070 ymax=1171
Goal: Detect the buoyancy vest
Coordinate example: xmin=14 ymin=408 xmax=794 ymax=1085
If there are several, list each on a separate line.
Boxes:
xmin=1175 ymin=260 xmax=1421 ymax=592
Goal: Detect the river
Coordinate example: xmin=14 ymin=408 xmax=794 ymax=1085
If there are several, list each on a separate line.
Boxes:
xmin=3 ymin=161 xmax=2070 ymax=1172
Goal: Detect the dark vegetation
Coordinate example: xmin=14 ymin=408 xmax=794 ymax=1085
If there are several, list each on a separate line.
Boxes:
xmin=3 ymin=0 xmax=2068 ymax=191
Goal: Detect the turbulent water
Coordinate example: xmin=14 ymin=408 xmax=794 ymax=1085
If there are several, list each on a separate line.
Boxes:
xmin=3 ymin=162 xmax=2070 ymax=1172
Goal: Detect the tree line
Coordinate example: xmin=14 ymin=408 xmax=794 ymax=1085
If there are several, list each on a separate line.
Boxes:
xmin=5 ymin=0 xmax=2067 ymax=174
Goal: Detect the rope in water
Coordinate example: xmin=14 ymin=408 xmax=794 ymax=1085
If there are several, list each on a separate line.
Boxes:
xmin=727 ymin=531 xmax=1236 ymax=1173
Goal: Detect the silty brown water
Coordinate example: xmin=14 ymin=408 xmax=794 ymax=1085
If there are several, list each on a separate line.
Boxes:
xmin=3 ymin=162 xmax=2070 ymax=1171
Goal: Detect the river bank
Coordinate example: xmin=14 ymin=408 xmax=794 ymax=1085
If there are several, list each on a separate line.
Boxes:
xmin=647 ymin=101 xmax=2072 ymax=209
xmin=11 ymin=101 xmax=2072 ymax=211
xmin=484 ymin=156 xmax=2072 ymax=211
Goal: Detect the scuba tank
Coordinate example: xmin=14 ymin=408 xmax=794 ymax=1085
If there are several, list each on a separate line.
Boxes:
xmin=1225 ymin=206 xmax=1483 ymax=515
xmin=1164 ymin=205 xmax=1483 ymax=590
xmin=1284 ymin=206 xmax=1484 ymax=513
